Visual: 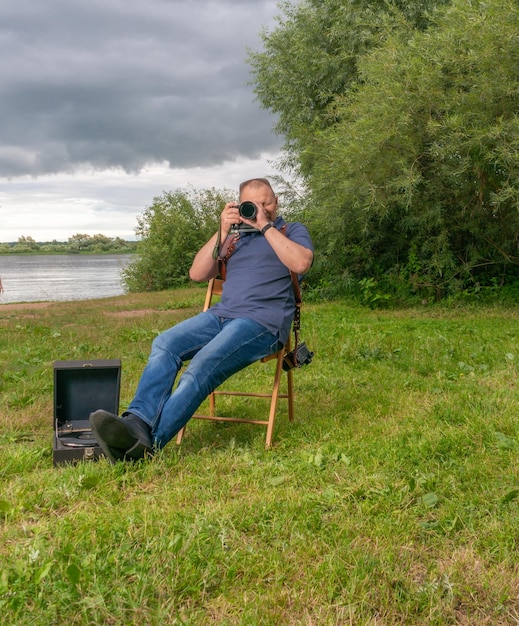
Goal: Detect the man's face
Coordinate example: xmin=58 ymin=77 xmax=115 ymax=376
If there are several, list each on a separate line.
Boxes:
xmin=239 ymin=185 xmax=278 ymax=221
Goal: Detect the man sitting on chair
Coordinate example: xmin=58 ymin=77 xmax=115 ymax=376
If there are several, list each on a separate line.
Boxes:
xmin=90 ymin=177 xmax=314 ymax=462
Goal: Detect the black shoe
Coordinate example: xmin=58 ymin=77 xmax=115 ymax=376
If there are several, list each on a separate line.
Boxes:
xmin=89 ymin=410 xmax=153 ymax=463
xmin=123 ymin=413 xmax=153 ymax=449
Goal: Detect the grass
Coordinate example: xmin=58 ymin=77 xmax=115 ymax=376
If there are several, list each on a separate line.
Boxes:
xmin=1 ymin=288 xmax=519 ymax=624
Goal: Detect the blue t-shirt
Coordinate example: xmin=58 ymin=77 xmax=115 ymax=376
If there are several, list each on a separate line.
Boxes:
xmin=209 ymin=217 xmax=313 ymax=345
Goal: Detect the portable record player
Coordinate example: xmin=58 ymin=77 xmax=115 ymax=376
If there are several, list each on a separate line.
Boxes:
xmin=53 ymin=359 xmax=121 ymax=465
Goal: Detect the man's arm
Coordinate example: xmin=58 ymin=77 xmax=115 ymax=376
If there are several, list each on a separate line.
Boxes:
xmin=188 ymin=232 xmax=220 ymax=282
xmin=190 ymin=201 xmax=314 ymax=281
xmin=261 ymin=226 xmax=313 ymax=275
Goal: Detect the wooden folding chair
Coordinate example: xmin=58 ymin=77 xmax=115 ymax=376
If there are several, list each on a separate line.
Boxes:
xmin=176 ymin=277 xmax=295 ymax=448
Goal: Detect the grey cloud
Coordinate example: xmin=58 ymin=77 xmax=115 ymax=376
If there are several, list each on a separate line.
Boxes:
xmin=0 ymin=0 xmax=280 ymax=177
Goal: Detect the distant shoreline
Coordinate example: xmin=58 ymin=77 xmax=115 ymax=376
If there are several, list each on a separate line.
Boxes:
xmin=0 ymin=235 xmax=138 ymax=256
xmin=0 ymin=250 xmax=135 ymax=255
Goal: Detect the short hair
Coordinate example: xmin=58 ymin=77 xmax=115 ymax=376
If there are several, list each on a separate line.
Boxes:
xmin=239 ymin=178 xmax=275 ymax=196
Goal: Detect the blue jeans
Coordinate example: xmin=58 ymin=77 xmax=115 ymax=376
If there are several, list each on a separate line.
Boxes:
xmin=126 ymin=312 xmax=282 ymax=448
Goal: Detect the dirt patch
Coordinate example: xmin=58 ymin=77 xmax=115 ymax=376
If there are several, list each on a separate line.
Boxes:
xmin=0 ymin=302 xmax=52 ymax=312
xmin=0 ymin=300 xmax=184 ymax=319
xmin=104 ymin=309 xmax=176 ymax=317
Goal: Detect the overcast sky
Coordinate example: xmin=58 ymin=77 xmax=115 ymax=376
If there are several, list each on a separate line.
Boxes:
xmin=0 ymin=0 xmax=284 ymax=241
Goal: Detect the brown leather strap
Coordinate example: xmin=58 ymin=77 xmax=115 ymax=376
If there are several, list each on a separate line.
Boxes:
xmin=217 ymin=232 xmax=240 ymax=280
xmin=279 ymin=225 xmax=302 ymax=352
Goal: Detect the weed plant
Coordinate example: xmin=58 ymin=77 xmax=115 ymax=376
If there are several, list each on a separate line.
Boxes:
xmin=0 ymin=289 xmax=518 ymax=624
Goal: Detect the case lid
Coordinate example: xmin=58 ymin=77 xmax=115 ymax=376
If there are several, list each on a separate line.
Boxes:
xmin=53 ymin=359 xmax=121 ymax=424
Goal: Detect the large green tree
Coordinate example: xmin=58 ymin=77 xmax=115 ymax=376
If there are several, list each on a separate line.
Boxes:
xmin=122 ymin=187 xmax=232 ymax=292
xmin=308 ymin=0 xmax=519 ymax=295
xmin=249 ymin=0 xmax=449 ymax=177
xmin=250 ymin=0 xmax=519 ymax=297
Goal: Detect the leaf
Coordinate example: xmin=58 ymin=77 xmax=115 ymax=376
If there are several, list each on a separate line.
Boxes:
xmin=494 ymin=432 xmax=517 ymax=450
xmin=168 ymin=534 xmax=183 ymax=555
xmin=309 ymin=452 xmax=325 ymax=469
xmin=80 ymin=475 xmax=101 ymax=490
xmin=444 ymin=516 xmax=460 ymax=532
xmin=0 ymin=569 xmax=9 ymax=592
xmin=34 ymin=561 xmax=53 ymax=585
xmin=419 ymin=519 xmax=439 ymax=530
xmin=421 ymin=492 xmax=438 ymax=508
xmin=0 ymin=500 xmax=12 ymax=515
xmin=66 ymin=563 xmax=81 ymax=586
xmin=501 ymin=489 xmax=519 ymax=505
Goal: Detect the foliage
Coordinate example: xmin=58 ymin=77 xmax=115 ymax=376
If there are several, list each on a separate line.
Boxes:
xmin=15 ymin=235 xmax=39 ymax=251
xmin=1 ymin=291 xmax=519 ymax=623
xmin=309 ymin=0 xmax=519 ymax=297
xmin=65 ymin=233 xmax=135 ymax=253
xmin=122 ymin=187 xmax=233 ymax=292
xmin=248 ymin=0 xmax=449 ymax=177
xmin=250 ymin=0 xmax=519 ymax=297
xmin=0 ymin=234 xmax=137 ymax=255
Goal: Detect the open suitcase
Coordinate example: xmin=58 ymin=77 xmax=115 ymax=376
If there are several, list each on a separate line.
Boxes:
xmin=53 ymin=359 xmax=121 ymax=465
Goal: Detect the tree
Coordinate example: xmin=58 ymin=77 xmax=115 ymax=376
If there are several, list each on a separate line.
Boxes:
xmin=15 ymin=235 xmax=39 ymax=251
xmin=248 ymin=0 xmax=449 ymax=177
xmin=68 ymin=233 xmax=92 ymax=252
xmin=250 ymin=0 xmax=519 ymax=297
xmin=89 ymin=234 xmax=113 ymax=251
xmin=308 ymin=0 xmax=519 ymax=296
xmin=122 ymin=187 xmax=233 ymax=292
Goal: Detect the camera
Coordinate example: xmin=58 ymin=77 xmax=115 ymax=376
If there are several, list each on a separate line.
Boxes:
xmin=283 ymin=341 xmax=314 ymax=371
xmin=230 ymin=201 xmax=259 ymax=232
xmin=238 ymin=201 xmax=257 ymax=220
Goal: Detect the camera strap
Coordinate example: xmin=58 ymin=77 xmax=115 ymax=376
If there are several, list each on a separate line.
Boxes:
xmin=276 ymin=225 xmax=303 ymax=356
xmin=290 ymin=267 xmax=302 ymax=355
xmin=215 ymin=232 xmax=240 ymax=280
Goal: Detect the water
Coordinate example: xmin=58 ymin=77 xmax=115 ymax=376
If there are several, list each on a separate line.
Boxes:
xmin=0 ymin=254 xmax=134 ymax=304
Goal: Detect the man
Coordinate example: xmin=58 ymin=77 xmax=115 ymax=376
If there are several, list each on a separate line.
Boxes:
xmin=89 ymin=178 xmax=314 ymax=462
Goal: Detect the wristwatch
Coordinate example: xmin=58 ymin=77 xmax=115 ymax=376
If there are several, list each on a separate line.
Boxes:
xmin=261 ymin=222 xmax=274 ymax=235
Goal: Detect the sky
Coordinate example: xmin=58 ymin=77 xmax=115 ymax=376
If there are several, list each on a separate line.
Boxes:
xmin=0 ymin=0 xmax=284 ymax=242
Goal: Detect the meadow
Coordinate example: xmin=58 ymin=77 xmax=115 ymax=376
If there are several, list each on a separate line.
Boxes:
xmin=0 ymin=288 xmax=518 ymax=625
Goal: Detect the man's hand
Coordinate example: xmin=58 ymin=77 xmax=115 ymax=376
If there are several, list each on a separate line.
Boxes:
xmin=238 ymin=202 xmax=271 ymax=232
xmin=221 ymin=202 xmax=242 ymax=236
xmin=222 ymin=201 xmax=269 ymax=233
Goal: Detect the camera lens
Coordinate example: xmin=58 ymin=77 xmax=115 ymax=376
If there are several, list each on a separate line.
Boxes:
xmin=239 ymin=201 xmax=257 ymax=220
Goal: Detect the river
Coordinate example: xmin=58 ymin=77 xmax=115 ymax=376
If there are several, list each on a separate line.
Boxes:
xmin=0 ymin=254 xmax=133 ymax=304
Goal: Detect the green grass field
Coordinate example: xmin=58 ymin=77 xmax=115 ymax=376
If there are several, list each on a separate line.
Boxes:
xmin=1 ymin=289 xmax=518 ymax=624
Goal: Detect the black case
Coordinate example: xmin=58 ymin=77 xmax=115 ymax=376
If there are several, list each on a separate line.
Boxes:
xmin=53 ymin=359 xmax=121 ymax=465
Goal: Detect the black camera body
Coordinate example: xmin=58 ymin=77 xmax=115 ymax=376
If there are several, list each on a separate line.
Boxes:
xmin=283 ymin=341 xmax=314 ymax=371
xmin=238 ymin=201 xmax=257 ymax=220
xmin=230 ymin=201 xmax=259 ymax=233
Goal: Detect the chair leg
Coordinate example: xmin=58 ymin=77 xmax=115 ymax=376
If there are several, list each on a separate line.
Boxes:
xmin=265 ymin=351 xmax=284 ymax=448
xmin=177 ymin=350 xmax=294 ymax=448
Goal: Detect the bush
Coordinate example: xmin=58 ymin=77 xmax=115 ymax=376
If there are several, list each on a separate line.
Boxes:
xmin=122 ymin=187 xmax=233 ymax=292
